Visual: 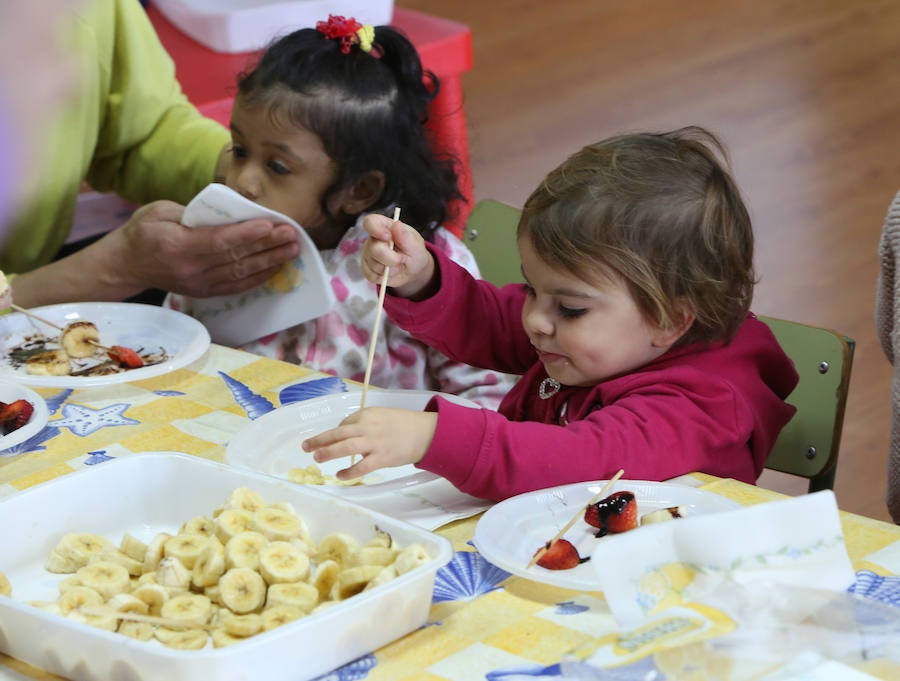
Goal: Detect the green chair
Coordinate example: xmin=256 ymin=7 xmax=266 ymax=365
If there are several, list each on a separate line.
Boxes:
xmin=757 ymin=316 xmax=854 ymax=492
xmin=463 ymin=199 xmax=855 ymax=492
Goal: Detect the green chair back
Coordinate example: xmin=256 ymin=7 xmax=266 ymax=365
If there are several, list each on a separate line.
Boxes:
xmin=463 ymin=199 xmax=855 ymax=492
xmin=757 ymin=316 xmax=854 ymax=492
xmin=463 ymin=199 xmax=524 ymax=287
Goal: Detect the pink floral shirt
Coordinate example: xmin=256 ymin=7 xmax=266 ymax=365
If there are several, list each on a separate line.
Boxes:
xmin=169 ymin=217 xmax=515 ymax=409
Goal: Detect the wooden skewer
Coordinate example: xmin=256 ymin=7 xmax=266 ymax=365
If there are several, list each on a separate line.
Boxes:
xmin=78 ymin=606 xmax=216 ymax=631
xmin=526 ymin=469 xmax=625 ymax=569
xmin=352 ymin=207 xmax=401 ymax=466
xmin=11 ymin=303 xmax=114 ymax=353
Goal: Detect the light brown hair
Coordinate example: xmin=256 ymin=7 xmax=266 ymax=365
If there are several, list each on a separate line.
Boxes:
xmin=518 ymin=126 xmax=754 ymax=346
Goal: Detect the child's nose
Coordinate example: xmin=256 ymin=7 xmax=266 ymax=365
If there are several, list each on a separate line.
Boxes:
xmin=233 ymin=165 xmax=262 ymax=201
xmin=522 ymin=303 xmax=553 ymax=337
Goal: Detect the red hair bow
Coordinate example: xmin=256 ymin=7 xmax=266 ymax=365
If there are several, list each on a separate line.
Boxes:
xmin=316 ymin=14 xmax=364 ymax=54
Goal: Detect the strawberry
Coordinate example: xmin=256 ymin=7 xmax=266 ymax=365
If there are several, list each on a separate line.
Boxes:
xmin=534 ymin=538 xmax=588 ymax=570
xmin=0 ymin=399 xmax=34 ymax=434
xmin=107 ymin=345 xmax=144 ymax=369
xmin=584 ymin=490 xmax=638 ymax=537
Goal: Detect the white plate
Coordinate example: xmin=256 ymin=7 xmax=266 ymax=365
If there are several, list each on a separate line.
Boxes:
xmin=473 ymin=480 xmax=741 ymax=591
xmin=0 ymin=452 xmax=451 ymax=681
xmin=0 ymin=380 xmax=49 ymax=451
xmin=0 ymin=302 xmax=210 ymax=388
xmin=226 ymin=389 xmax=482 ymax=499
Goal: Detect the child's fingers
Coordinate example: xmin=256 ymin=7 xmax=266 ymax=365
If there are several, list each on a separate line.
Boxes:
xmin=361 ymin=213 xmax=395 ymax=241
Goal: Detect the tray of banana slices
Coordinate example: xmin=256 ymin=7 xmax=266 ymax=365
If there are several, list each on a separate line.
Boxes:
xmin=0 ymin=452 xmax=452 ymax=681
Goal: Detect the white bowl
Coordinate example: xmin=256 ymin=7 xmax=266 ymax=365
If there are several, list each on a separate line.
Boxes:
xmin=0 ymin=452 xmax=452 ymax=681
xmin=226 ymin=389 xmax=481 ymax=499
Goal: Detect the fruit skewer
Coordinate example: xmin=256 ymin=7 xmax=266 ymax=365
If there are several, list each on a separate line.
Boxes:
xmin=526 ymin=468 xmax=624 ymax=569
xmin=10 ymin=304 xmax=143 ymax=368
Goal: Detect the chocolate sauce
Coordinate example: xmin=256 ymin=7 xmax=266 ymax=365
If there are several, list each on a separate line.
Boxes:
xmin=587 ymin=491 xmax=635 ymax=537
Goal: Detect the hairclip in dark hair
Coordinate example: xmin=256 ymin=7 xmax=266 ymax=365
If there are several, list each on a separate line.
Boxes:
xmin=315 ymin=14 xmax=375 ymax=54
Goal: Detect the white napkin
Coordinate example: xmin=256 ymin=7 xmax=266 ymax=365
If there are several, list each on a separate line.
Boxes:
xmin=592 ymin=490 xmax=855 ymax=630
xmin=178 ymin=184 xmax=336 ymax=346
xmin=361 ymin=478 xmax=492 ymax=531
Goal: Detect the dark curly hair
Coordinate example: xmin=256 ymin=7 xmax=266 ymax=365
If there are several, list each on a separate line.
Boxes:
xmin=234 ymin=24 xmax=464 ymax=239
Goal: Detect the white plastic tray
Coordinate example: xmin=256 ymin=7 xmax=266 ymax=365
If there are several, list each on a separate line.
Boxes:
xmin=154 ymin=0 xmax=395 ymax=54
xmin=0 ymin=452 xmax=451 ymax=681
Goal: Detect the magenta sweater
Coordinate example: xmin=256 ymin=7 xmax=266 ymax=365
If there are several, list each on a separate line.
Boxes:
xmin=384 ymin=247 xmax=799 ymax=501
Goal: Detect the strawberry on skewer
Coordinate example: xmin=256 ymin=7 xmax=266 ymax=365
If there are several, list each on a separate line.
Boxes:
xmin=0 ymin=399 xmax=34 ymax=434
xmin=107 ymin=345 xmax=144 ymax=369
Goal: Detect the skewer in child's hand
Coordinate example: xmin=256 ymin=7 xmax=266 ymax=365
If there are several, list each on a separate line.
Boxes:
xmin=360 ymin=214 xmax=436 ymax=300
xmin=302 ymin=407 xmax=437 ymax=481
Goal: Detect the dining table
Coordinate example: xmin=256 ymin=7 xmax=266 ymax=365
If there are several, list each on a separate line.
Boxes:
xmin=2 ymin=342 xmax=900 ymax=681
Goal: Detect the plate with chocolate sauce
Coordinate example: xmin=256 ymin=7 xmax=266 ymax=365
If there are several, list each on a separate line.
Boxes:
xmin=473 ymin=480 xmax=740 ymax=591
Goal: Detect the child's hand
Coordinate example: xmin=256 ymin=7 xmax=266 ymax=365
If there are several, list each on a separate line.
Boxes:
xmin=301 ymin=407 xmax=438 ymax=481
xmin=361 ymin=214 xmax=437 ymax=300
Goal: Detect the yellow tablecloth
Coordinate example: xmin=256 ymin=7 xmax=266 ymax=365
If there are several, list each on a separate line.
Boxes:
xmin=2 ymin=344 xmax=900 ymax=681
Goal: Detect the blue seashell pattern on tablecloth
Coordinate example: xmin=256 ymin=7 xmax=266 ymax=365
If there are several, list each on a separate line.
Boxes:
xmin=310 ymin=653 xmax=377 ymax=680
xmin=219 ymin=371 xmax=275 ymax=419
xmin=849 ymin=570 xmax=900 ymax=607
xmin=433 ymin=550 xmax=511 ymax=603
xmin=279 ymin=376 xmax=347 ymax=405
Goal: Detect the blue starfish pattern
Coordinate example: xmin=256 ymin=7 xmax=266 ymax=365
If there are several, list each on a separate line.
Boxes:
xmin=52 ymin=403 xmax=139 ymax=437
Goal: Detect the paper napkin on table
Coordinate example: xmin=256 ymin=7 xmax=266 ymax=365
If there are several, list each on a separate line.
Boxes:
xmin=592 ymin=490 xmax=855 ymax=630
xmin=176 ymin=183 xmax=336 ymax=346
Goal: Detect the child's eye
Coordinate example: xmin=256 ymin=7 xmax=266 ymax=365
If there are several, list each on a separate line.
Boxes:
xmin=268 ymin=160 xmax=290 ymax=175
xmin=559 ymin=305 xmax=587 ymax=319
xmin=522 ymin=283 xmax=535 ymax=296
xmin=229 ymin=144 xmax=247 ymax=159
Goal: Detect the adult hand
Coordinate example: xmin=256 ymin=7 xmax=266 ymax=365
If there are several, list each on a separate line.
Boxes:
xmin=111 ymin=200 xmax=301 ymax=298
xmin=302 ymin=407 xmax=438 ymax=481
xmin=8 ymin=200 xmax=300 ymax=307
xmin=361 ymin=214 xmax=436 ymax=300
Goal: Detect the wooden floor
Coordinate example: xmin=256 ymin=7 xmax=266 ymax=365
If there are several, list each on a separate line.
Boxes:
xmin=397 ymin=0 xmax=900 ymax=521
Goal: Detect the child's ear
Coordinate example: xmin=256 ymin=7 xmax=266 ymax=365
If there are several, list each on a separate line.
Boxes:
xmin=339 ymin=170 xmax=386 ymax=215
xmin=652 ymin=299 xmax=697 ymax=348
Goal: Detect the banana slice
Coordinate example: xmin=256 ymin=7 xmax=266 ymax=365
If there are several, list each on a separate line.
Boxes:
xmin=131 ymin=583 xmax=169 ymax=616
xmin=181 ymin=515 xmax=216 ymax=537
xmin=265 ymin=581 xmax=318 ymax=613
xmin=335 ymin=565 xmax=383 ymax=600
xmin=347 ymin=546 xmax=398 ymax=568
xmin=258 ymin=542 xmax=310 ymax=584
xmin=164 ymin=533 xmax=210 ymax=570
xmin=363 ymin=564 xmax=399 ymax=592
xmin=251 ymin=507 xmax=304 ymax=542
xmin=60 ymin=321 xmax=100 ymax=358
xmin=224 ymin=488 xmax=267 ymax=512
xmin=366 ymin=528 xmax=393 ymax=549
xmin=215 ymin=509 xmax=255 ymax=544
xmin=211 ymin=627 xmax=246 ymax=648
xmin=224 ymin=531 xmax=269 ymax=571
xmin=154 ymin=627 xmax=208 ymax=650
xmin=261 ymin=605 xmax=304 ymax=632
xmin=58 ymin=585 xmax=104 ymax=614
xmin=394 ymin=543 xmax=431 ymax=575
xmin=156 ymin=556 xmax=192 ymax=591
xmin=142 ymin=532 xmax=172 ymax=573
xmin=45 ymin=547 xmax=80 ymax=574
xmin=94 ymin=548 xmax=143 ymax=576
xmin=68 ymin=609 xmax=118 ymax=631
xmin=218 ymin=567 xmax=266 ymax=614
xmin=311 ymin=560 xmax=340 ymax=602
xmin=76 ymin=561 xmax=130 ymax=600
xmin=57 ymin=575 xmax=82 ymax=594
xmin=316 ymin=533 xmax=359 ymax=568
xmin=118 ymin=620 xmax=155 ymax=641
xmin=55 ymin=533 xmax=115 ymax=569
xmin=221 ymin=611 xmax=263 ymax=638
xmin=119 ymin=533 xmax=148 ymax=563
xmin=160 ymin=593 xmax=211 ymax=627
xmin=26 ymin=349 xmax=71 ymax=376
xmin=192 ymin=542 xmax=226 ymax=588
xmin=106 ymin=593 xmax=150 ymax=615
